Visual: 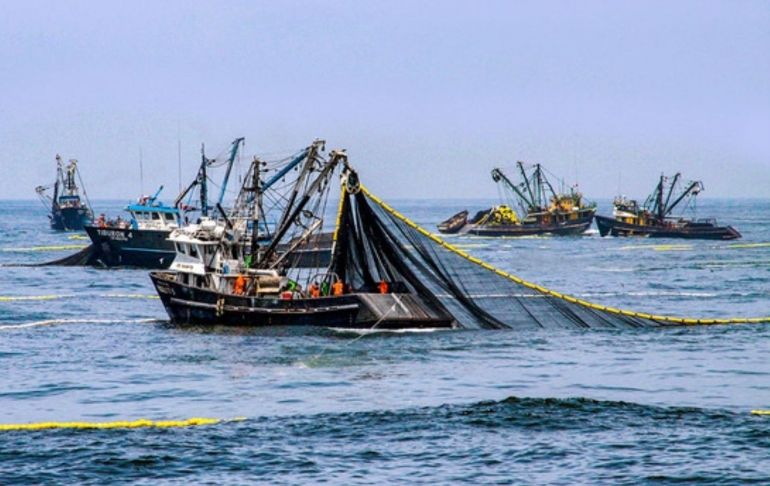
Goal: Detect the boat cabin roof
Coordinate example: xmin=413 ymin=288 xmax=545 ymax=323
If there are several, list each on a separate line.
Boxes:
xmin=126 ymin=203 xmax=179 ymax=214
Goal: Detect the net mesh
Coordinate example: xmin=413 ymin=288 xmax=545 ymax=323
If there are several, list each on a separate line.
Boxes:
xmin=331 ymin=186 xmax=770 ymax=329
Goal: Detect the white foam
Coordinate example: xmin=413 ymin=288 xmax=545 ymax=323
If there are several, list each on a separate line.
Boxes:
xmin=0 ymin=318 xmax=159 ymax=331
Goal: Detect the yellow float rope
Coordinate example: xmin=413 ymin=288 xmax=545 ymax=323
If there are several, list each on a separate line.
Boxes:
xmin=0 ymin=417 xmax=245 ymax=431
xmin=359 ymin=184 xmax=770 ymax=326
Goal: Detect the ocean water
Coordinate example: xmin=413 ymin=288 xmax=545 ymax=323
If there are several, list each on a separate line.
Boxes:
xmin=1 ymin=198 xmax=769 ymax=484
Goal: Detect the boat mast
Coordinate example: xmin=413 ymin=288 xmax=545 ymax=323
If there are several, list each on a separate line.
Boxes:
xmin=654 ymin=174 xmax=665 ymax=221
xmin=216 ymin=137 xmax=245 ymax=208
xmin=249 ymin=156 xmax=262 ymax=267
xmin=491 ymin=168 xmax=533 ymax=211
xmin=200 ymin=143 xmax=208 ymax=217
xmin=661 ymin=173 xmax=681 ymax=216
xmin=53 ymin=155 xmax=63 ymax=209
xmin=258 ymin=150 xmax=346 ymax=268
xmin=517 ymin=161 xmax=537 ymax=211
xmin=665 ymin=180 xmax=703 ymax=217
xmin=273 ymin=140 xmax=324 ymax=234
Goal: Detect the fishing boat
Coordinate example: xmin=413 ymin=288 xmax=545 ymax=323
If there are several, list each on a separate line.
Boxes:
xmin=84 ymin=186 xmax=182 ymax=267
xmin=35 ymin=155 xmax=94 ymax=231
xmin=438 ymin=162 xmax=596 ymax=236
xmin=595 ymin=173 xmax=741 ymax=240
xmin=150 ymin=143 xmax=455 ymax=329
xmin=83 ymin=137 xmax=250 ymax=268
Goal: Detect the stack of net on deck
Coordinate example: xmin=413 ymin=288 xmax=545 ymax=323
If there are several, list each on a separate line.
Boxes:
xmin=331 ymin=188 xmax=769 ymax=330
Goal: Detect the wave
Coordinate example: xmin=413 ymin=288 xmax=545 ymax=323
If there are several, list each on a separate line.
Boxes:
xmin=1 ymin=396 xmax=765 ymax=484
xmin=0 ymin=244 xmax=87 ymax=252
xmin=0 ymin=293 xmax=159 ymax=303
xmin=0 ymin=318 xmax=160 ymax=331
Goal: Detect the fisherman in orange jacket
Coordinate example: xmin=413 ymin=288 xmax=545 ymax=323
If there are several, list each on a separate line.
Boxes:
xmin=233 ymin=275 xmax=246 ymax=295
xmin=332 ymin=280 xmax=344 ymax=296
xmin=309 ymin=283 xmax=321 ymax=298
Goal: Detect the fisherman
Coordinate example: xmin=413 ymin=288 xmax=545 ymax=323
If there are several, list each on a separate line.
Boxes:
xmin=309 ymin=282 xmax=320 ymax=298
xmin=233 ymin=274 xmax=246 ymax=295
xmin=332 ymin=280 xmax=344 ymax=296
xmin=378 ymin=280 xmax=389 ymax=294
xmin=97 ymin=213 xmax=107 ymax=228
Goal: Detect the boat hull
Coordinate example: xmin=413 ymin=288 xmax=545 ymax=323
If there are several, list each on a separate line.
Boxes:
xmin=465 ymin=213 xmax=594 ymax=237
xmin=51 ymin=207 xmax=91 ymax=231
xmin=595 ymin=215 xmax=741 ymax=240
xmin=85 ymin=226 xmax=176 ymax=268
xmin=85 ymin=226 xmax=333 ymax=269
xmin=437 ymin=210 xmax=469 ymax=234
xmin=149 ymin=271 xmax=455 ymax=329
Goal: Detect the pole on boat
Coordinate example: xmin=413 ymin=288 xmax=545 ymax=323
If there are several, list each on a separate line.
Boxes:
xmin=517 ymin=161 xmax=537 ymax=212
xmin=217 ymin=137 xmax=245 ymax=208
xmin=250 ymin=156 xmax=261 ymax=267
xmin=200 ymin=143 xmax=208 ymax=217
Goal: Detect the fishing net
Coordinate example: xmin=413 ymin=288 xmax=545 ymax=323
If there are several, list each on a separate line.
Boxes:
xmin=331 ymin=185 xmax=770 ymax=329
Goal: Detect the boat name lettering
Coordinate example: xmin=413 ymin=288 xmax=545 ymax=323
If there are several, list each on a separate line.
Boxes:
xmin=97 ymin=229 xmax=131 ymax=241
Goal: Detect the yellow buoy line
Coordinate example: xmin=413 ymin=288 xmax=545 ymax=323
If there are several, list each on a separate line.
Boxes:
xmin=0 ymin=410 xmax=765 ymax=431
xmin=0 ymin=417 xmax=247 ymax=432
xmin=359 ymin=185 xmax=770 ymax=327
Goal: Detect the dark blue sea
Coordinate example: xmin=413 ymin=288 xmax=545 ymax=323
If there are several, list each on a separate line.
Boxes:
xmin=1 ymin=198 xmax=769 ymax=484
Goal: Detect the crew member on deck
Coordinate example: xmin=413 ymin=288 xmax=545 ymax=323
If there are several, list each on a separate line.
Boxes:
xmin=378 ymin=280 xmax=389 ymax=294
xmin=309 ymin=282 xmax=320 ymax=298
xmin=233 ymin=274 xmax=246 ymax=295
xmin=332 ymin=280 xmax=344 ymax=296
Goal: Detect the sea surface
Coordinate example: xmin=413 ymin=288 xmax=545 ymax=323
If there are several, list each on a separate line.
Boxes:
xmin=1 ymin=198 xmax=769 ymax=484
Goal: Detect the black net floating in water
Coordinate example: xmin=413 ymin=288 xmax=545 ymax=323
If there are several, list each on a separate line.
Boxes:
xmin=330 ymin=185 xmax=770 ymax=329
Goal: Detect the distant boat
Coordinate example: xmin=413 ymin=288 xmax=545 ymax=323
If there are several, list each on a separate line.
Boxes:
xmin=595 ymin=173 xmax=741 ymax=240
xmin=35 ymin=155 xmax=94 ymax=231
xmin=438 ymin=162 xmax=596 ymax=236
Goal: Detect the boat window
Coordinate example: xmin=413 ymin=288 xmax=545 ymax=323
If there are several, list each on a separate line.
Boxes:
xmin=189 ymin=244 xmax=199 ymax=258
xmin=175 ymin=242 xmax=183 ymax=254
xmin=151 ymin=212 xmax=161 ymax=220
xmin=164 ymin=213 xmax=175 ymax=221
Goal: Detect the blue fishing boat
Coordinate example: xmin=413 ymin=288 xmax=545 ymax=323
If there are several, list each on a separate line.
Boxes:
xmin=84 ymin=186 xmax=182 ymax=268
xmin=83 ymin=137 xmax=245 ymax=268
xmin=35 ymin=155 xmax=94 ymax=231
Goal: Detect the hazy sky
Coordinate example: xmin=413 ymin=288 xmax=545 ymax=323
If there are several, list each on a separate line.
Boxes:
xmin=1 ymin=0 xmax=768 ymax=201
